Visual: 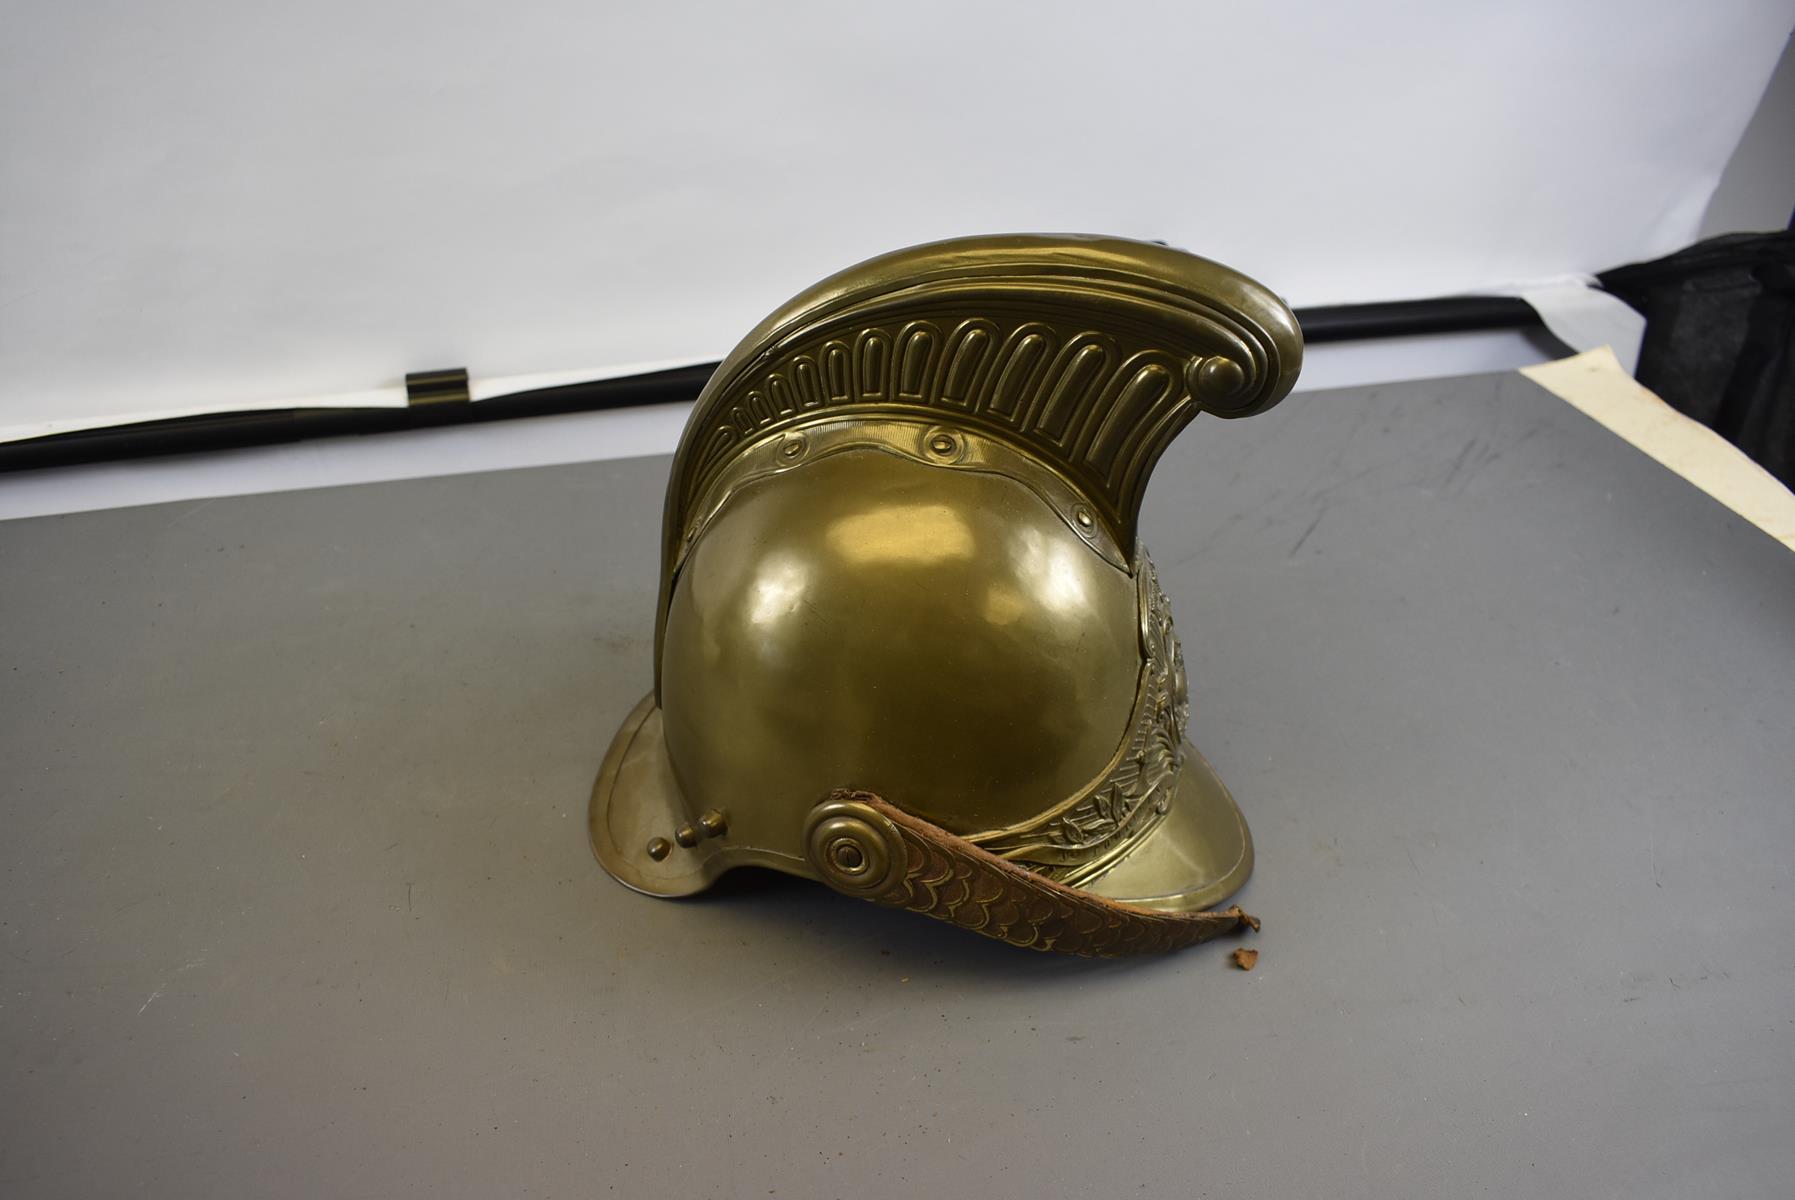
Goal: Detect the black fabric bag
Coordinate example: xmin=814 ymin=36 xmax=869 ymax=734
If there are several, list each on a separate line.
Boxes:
xmin=1600 ymin=230 xmax=1795 ymax=487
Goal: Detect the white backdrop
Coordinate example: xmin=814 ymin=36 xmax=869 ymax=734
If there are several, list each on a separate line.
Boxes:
xmin=2 ymin=0 xmax=1791 ymax=437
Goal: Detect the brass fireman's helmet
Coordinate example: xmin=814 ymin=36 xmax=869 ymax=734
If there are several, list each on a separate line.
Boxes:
xmin=591 ymin=235 xmax=1301 ymax=956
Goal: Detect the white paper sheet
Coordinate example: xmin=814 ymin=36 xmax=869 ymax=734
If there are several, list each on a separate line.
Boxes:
xmin=1 ymin=1 xmax=1789 ymax=434
xmin=1522 ymin=348 xmax=1795 ymax=551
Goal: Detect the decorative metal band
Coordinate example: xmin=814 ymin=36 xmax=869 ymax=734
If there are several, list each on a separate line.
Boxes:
xmin=803 ymin=792 xmax=1258 ymax=958
xmin=676 ymin=416 xmax=1129 ymax=573
xmin=967 ymin=552 xmax=1189 ymax=886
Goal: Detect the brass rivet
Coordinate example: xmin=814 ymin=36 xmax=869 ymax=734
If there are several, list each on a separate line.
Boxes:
xmin=674 ymin=824 xmax=700 ymax=848
xmin=1193 ymin=355 xmax=1247 ymax=400
xmin=698 ymin=809 xmax=728 ymax=839
xmin=1074 ymin=506 xmax=1095 ymax=530
xmin=831 ymin=840 xmax=865 ymax=871
xmin=782 ymin=441 xmax=803 ymax=457
xmin=646 ymin=837 xmax=672 ymax=861
xmin=929 ymin=434 xmax=955 ymax=455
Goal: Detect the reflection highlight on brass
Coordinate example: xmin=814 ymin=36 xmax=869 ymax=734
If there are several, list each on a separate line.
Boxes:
xmin=1011 ymin=526 xmax=1094 ymax=616
xmin=745 ymin=555 xmax=809 ymax=630
xmin=825 ymin=504 xmax=975 ymax=565
xmin=981 ymin=583 xmax=1027 ymax=627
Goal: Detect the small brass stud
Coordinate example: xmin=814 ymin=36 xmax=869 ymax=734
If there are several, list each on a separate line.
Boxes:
xmin=645 ymin=837 xmax=672 ymax=861
xmin=674 ymin=824 xmax=700 ymax=848
xmin=929 ymin=434 xmax=956 ymax=455
xmin=698 ymin=809 xmax=729 ymax=839
xmin=1074 ymin=506 xmax=1095 ymax=530
xmin=1191 ymin=354 xmax=1247 ymax=400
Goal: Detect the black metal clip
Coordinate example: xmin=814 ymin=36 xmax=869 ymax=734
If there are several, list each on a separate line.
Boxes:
xmin=404 ymin=367 xmax=471 ymax=407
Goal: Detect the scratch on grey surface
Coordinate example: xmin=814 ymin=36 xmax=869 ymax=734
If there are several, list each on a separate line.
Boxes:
xmin=1166 ymin=509 xmax=1250 ymax=569
xmin=134 ymin=955 xmax=207 ymax=1015
xmin=162 ymin=497 xmax=219 ymax=531
xmin=1438 ymin=419 xmax=1545 ymax=497
xmin=1288 ymin=510 xmax=1326 ymax=558
xmin=1441 ymin=437 xmax=1480 ymax=493
xmin=1295 ymin=458 xmax=1408 ymax=511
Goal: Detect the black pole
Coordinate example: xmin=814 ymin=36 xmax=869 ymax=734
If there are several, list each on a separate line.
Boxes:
xmin=0 ymin=296 xmax=1542 ymax=474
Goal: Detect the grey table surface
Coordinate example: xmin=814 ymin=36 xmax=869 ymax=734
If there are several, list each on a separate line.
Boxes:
xmin=3 ymin=370 xmax=1792 ymax=1198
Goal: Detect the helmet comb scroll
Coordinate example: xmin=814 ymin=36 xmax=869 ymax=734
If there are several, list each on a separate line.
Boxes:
xmin=661 ymin=235 xmax=1303 ymax=599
